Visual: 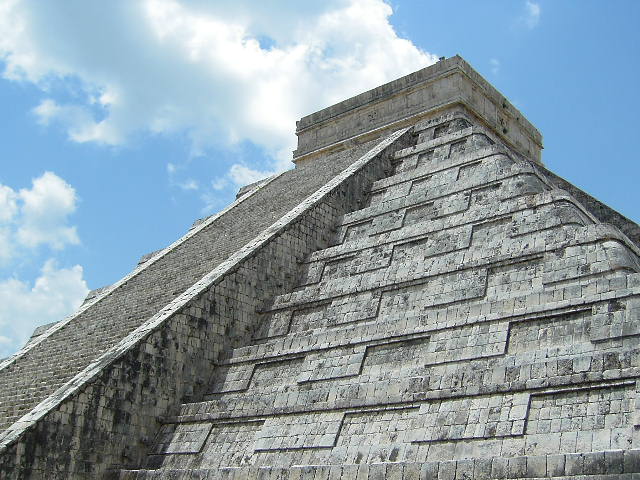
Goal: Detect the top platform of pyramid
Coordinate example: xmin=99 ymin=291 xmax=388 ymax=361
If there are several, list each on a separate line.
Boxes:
xmin=294 ymin=55 xmax=543 ymax=165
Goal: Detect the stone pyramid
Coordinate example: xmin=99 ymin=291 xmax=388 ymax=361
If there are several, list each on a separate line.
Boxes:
xmin=2 ymin=56 xmax=640 ymax=479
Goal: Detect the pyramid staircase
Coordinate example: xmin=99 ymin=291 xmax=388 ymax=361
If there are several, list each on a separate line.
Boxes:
xmin=119 ymin=109 xmax=640 ymax=479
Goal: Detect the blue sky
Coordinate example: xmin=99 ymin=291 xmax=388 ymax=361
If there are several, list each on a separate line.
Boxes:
xmin=0 ymin=0 xmax=638 ymax=357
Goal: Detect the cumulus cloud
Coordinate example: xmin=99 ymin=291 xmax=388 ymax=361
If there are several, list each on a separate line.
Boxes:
xmin=0 ymin=259 xmax=88 ymax=358
xmin=17 ymin=172 xmax=79 ymax=250
xmin=0 ymin=172 xmax=79 ymax=262
xmin=0 ymin=172 xmax=85 ymax=356
xmin=0 ymin=0 xmax=437 ymax=179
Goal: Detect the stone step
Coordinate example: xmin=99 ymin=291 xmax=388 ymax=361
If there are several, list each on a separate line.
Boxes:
xmin=381 ymin=131 xmax=499 ymax=189
xmin=266 ymin=225 xmax=634 ymax=318
xmin=224 ymin=286 xmax=639 ymax=371
xmin=297 ymin=200 xmax=592 ymax=290
xmin=138 ymin=372 xmax=640 ymax=471
xmin=414 ymin=113 xmax=473 ymax=144
xmin=234 ymin=271 xmax=640 ymax=374
xmin=372 ymin=143 xmax=508 ymax=197
xmin=337 ymin=168 xmax=548 ymax=234
xmin=306 ymin=191 xmax=592 ymax=264
xmin=392 ymin=121 xmax=491 ymax=162
xmin=171 ymin=342 xmax=640 ymax=422
xmin=176 ymin=373 xmax=640 ymax=430
xmin=0 ymin=133 xmax=393 ymax=441
xmin=118 ymin=449 xmax=640 ymax=479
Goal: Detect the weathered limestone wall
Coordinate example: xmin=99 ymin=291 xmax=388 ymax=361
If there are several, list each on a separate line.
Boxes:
xmin=0 ymin=129 xmax=413 ymax=479
xmin=294 ymin=56 xmax=542 ymax=166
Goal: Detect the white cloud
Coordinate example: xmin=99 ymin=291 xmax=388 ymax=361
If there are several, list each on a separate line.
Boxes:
xmin=0 ymin=259 xmax=88 ymax=358
xmin=522 ymin=1 xmax=541 ymax=29
xmin=16 ymin=172 xmax=79 ymax=250
xmin=0 ymin=172 xmax=80 ymax=262
xmin=0 ymin=173 xmax=84 ymax=357
xmin=0 ymin=0 xmax=437 ymax=177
